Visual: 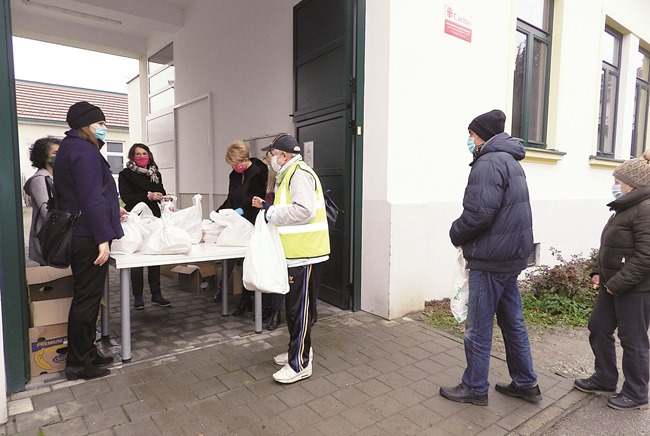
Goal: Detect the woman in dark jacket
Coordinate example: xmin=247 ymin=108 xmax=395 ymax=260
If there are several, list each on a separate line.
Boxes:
xmin=119 ymin=143 xmax=171 ymax=310
xmin=217 ymin=140 xmax=268 ymax=315
xmin=574 ymin=153 xmax=650 ymax=410
xmin=55 ymin=101 xmax=124 ymax=381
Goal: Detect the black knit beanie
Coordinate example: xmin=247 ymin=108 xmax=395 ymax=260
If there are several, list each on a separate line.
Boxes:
xmin=66 ymin=101 xmax=106 ymax=129
xmin=468 ymin=109 xmax=506 ymax=142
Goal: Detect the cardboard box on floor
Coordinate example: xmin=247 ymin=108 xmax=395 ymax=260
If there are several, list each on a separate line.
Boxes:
xmin=29 ymin=323 xmax=67 ymax=377
xmin=30 ymin=297 xmax=72 ymax=327
xmin=171 ymin=262 xmax=220 ymax=293
xmin=26 ymin=266 xmax=73 ymax=302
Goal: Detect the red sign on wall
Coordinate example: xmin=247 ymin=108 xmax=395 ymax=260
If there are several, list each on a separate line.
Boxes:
xmin=444 ymin=5 xmax=472 ymax=43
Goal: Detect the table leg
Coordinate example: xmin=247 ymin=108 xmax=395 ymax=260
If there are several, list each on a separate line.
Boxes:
xmin=221 ymin=259 xmax=229 ymax=316
xmin=121 ymin=268 xmax=132 ymax=363
xmin=101 ymin=271 xmax=110 ymax=340
xmin=254 ymin=291 xmax=262 ymax=333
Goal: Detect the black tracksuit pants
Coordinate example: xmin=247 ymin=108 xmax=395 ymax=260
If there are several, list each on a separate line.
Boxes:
xmin=284 ymin=262 xmax=323 ymax=372
xmin=67 ymin=236 xmax=108 ymax=369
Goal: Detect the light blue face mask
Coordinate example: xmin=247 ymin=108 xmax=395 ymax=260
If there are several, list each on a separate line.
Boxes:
xmin=93 ymin=125 xmax=107 ymax=141
xmin=467 ymin=137 xmax=476 ymax=154
xmin=612 ymin=184 xmax=623 ymax=199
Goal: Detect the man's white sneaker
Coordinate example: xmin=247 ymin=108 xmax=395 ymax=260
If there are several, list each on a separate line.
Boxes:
xmin=273 ymin=362 xmax=312 ymax=384
xmin=273 ymin=347 xmax=313 ymax=366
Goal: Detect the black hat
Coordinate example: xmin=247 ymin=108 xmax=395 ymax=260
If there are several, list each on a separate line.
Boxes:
xmin=261 ymin=134 xmax=301 ymax=153
xmin=468 ymin=109 xmax=506 ymax=142
xmin=66 ymin=101 xmax=106 ymax=129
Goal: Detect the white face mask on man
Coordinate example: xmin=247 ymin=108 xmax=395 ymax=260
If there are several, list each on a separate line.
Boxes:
xmin=271 ymin=154 xmax=282 ymax=172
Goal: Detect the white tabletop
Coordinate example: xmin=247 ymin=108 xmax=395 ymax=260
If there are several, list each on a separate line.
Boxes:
xmin=110 ymin=243 xmax=248 ymax=269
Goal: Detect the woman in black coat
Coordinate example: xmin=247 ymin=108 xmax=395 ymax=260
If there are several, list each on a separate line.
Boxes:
xmin=119 ymin=143 xmax=171 ymax=310
xmin=217 ymin=140 xmax=268 ymax=315
xmin=574 ymin=153 xmax=650 ymax=411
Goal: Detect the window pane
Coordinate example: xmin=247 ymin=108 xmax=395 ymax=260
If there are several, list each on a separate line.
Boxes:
xmin=148 ymin=43 xmax=173 ymax=74
xmin=107 ymin=156 xmax=123 ymax=174
xmin=512 ymin=31 xmax=527 ymax=139
xmin=637 ymin=49 xmax=650 ymax=82
xmin=602 ymin=29 xmax=621 ymax=67
xmin=632 ymin=87 xmax=649 ymax=157
xmin=150 ymin=88 xmax=175 ymax=113
xmin=599 ymin=71 xmax=618 ymax=155
xmin=528 ymin=39 xmax=548 ymax=142
xmin=517 ymin=0 xmax=551 ymax=32
xmin=149 ymin=66 xmax=175 ymax=95
xmin=106 ymin=141 xmax=122 ymax=153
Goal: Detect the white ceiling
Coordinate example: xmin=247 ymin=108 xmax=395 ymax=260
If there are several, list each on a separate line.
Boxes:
xmin=10 ymin=0 xmax=193 ymax=58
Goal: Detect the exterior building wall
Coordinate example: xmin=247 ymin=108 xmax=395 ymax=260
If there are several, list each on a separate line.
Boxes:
xmin=362 ymin=0 xmax=650 ymax=318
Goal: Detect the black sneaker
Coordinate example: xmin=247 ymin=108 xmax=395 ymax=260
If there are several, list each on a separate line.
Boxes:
xmin=573 ymin=377 xmax=615 ymax=395
xmin=495 ymin=382 xmax=542 ymax=403
xmin=65 ymin=366 xmax=110 ymax=381
xmin=439 ymin=384 xmax=488 ymax=406
xmin=151 ymin=294 xmax=171 ymax=307
xmin=91 ymin=354 xmax=114 ymax=367
xmin=134 ymin=295 xmax=145 ymax=310
xmin=607 ymin=393 xmax=649 ymax=410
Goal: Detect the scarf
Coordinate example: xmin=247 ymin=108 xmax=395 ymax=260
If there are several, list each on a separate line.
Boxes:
xmin=127 ymin=160 xmax=160 ymax=184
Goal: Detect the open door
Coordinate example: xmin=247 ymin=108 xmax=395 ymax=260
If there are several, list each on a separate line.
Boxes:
xmin=293 ymin=0 xmax=356 ymax=310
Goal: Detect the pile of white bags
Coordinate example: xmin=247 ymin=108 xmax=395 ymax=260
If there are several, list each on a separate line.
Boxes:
xmin=110 ymin=194 xmax=204 ymax=256
xmin=201 ymin=209 xmax=254 ymax=247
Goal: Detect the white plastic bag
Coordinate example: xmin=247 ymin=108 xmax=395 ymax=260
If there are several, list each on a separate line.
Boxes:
xmin=215 ymin=210 xmax=254 ymax=247
xmin=143 ymin=214 xmax=193 ymax=255
xmin=450 ymin=248 xmax=469 ymax=323
xmin=111 ymin=214 xmax=143 ymax=255
xmin=162 ymin=194 xmax=203 ymax=244
xmin=242 ymin=211 xmax=289 ymax=294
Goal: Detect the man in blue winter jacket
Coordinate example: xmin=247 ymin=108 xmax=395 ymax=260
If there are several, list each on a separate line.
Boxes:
xmin=440 ymin=109 xmax=542 ymax=406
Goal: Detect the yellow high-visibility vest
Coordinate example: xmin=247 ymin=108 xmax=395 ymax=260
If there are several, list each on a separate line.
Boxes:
xmin=274 ymin=161 xmax=330 ymax=259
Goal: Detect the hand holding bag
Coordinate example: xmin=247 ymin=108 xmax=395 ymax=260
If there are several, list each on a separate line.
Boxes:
xmin=37 ymin=176 xmax=82 ymax=269
xmin=450 ymin=247 xmax=469 ymax=323
xmin=242 ymin=211 xmax=289 ymax=294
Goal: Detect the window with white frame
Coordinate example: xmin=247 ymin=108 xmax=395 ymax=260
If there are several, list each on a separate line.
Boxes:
xmin=512 ymin=0 xmax=553 ymax=149
xmin=598 ymin=27 xmax=622 ymax=157
xmin=631 ymin=47 xmax=650 ymax=158
xmin=105 ymin=141 xmax=124 ymax=175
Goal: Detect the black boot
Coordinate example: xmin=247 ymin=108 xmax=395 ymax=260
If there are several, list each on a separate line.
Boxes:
xmin=267 ymin=311 xmax=281 ymax=330
xmin=232 ymin=292 xmax=253 ymax=316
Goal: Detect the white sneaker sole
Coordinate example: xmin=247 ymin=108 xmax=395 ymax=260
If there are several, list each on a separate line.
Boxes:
xmin=274 ymin=347 xmax=313 ymax=366
xmin=273 ymin=364 xmax=312 ymax=384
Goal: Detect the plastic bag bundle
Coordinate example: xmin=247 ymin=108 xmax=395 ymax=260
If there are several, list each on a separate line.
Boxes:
xmin=110 ymin=213 xmax=144 ymax=255
xmin=450 ymin=247 xmax=469 ymax=323
xmin=162 ymin=194 xmax=203 ymax=244
xmin=143 ymin=213 xmax=193 ymax=255
xmin=242 ymin=211 xmax=289 ymax=294
xmin=214 ymin=209 xmax=254 ymax=247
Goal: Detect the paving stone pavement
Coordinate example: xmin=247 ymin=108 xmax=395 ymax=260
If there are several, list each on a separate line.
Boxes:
xmin=2 ymin=265 xmax=583 ymax=435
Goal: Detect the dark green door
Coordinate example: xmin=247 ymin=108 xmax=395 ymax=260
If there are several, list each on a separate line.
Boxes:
xmin=293 ymin=0 xmax=356 ymax=309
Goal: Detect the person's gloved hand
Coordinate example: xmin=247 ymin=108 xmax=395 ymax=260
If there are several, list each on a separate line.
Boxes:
xmin=234 ymin=207 xmax=244 ymax=216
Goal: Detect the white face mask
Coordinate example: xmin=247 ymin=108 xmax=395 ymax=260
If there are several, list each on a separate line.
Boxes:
xmin=271 ymin=154 xmax=282 ymax=172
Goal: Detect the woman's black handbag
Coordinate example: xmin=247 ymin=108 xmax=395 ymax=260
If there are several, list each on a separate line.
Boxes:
xmin=37 ymin=176 xmax=82 ymax=269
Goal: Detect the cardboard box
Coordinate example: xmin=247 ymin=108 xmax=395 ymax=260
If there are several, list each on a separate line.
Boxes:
xmin=171 ymin=262 xmax=219 ymax=293
xmin=232 ymin=264 xmax=243 ymax=295
xmin=26 ymin=266 xmax=73 ymax=302
xmin=160 ymin=264 xmax=181 ymax=279
xmin=30 ymin=297 xmax=72 ymax=327
xmin=29 ymin=323 xmax=67 ymax=377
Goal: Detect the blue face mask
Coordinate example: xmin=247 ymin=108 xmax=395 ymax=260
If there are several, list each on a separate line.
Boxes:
xmin=612 ymin=184 xmax=623 ymax=199
xmin=92 ymin=125 xmax=107 ymax=141
xmin=49 ymin=156 xmax=56 ymax=167
xmin=467 ymin=137 xmax=476 ymax=154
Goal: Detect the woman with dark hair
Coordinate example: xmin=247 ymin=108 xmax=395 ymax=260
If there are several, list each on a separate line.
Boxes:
xmin=55 ymin=101 xmax=124 ymax=380
xmin=23 ymin=136 xmax=61 ymax=265
xmin=119 ymin=143 xmax=171 ymax=310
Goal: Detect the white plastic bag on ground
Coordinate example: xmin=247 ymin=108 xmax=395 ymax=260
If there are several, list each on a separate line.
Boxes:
xmin=162 ymin=194 xmax=203 ymax=244
xmin=242 ymin=211 xmax=289 ymax=294
xmin=111 ymin=214 xmax=143 ymax=255
xmin=215 ymin=210 xmax=254 ymax=247
xmin=450 ymin=247 xmax=469 ymax=323
xmin=143 ymin=214 xmax=192 ymax=255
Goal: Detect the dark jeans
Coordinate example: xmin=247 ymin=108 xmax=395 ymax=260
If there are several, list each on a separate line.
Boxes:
xmin=462 ymin=269 xmax=537 ymax=395
xmin=131 ymin=266 xmax=161 ymax=296
xmin=588 ymin=288 xmax=650 ymax=403
xmin=67 ymin=236 xmax=108 ymax=368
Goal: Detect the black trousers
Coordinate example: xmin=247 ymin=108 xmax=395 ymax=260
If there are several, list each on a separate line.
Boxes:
xmin=67 ymin=236 xmax=108 ymax=368
xmin=284 ymin=262 xmax=323 ymax=372
xmin=588 ymin=288 xmax=650 ymax=403
xmin=272 ymin=263 xmax=322 ymax=314
xmin=131 ymin=266 xmax=161 ymax=296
